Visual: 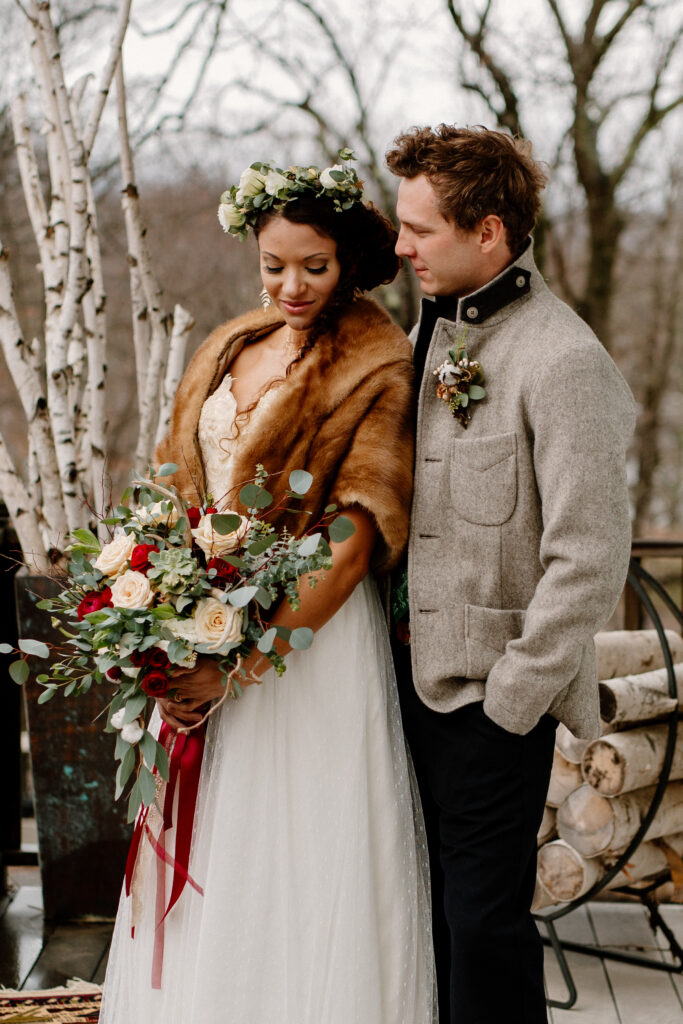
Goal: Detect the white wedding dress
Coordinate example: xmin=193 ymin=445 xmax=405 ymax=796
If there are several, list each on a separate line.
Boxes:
xmin=100 ymin=375 xmax=436 ymax=1024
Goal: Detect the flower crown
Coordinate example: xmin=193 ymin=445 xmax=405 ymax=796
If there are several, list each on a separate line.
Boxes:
xmin=217 ymin=148 xmax=364 ymax=241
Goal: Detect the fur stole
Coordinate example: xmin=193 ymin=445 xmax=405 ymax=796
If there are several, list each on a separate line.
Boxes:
xmin=155 ymin=298 xmax=414 ymax=571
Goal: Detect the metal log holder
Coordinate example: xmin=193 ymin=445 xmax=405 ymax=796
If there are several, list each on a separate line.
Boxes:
xmin=536 ymin=558 xmax=683 ymax=1010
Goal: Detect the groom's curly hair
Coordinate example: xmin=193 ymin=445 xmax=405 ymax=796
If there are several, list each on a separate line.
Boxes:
xmin=386 ymin=124 xmax=548 ymax=256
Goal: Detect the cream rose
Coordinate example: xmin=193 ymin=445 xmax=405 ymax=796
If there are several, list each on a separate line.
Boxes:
xmin=134 ymin=500 xmax=179 ymax=526
xmin=263 ymin=169 xmax=289 ymax=196
xmin=94 ymin=532 xmax=137 ymax=577
xmin=236 ymin=166 xmax=265 ymax=202
xmin=218 ymin=202 xmax=246 ymax=231
xmin=194 ymin=597 xmax=243 ymax=651
xmin=191 ymin=511 xmax=249 ymax=558
xmin=320 ymin=164 xmax=343 ymax=189
xmin=110 ymin=570 xmax=155 ymax=609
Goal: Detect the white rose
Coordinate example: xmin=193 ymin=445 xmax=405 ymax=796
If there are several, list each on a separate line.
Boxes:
xmin=191 ymin=511 xmax=249 ymax=557
xmin=110 ymin=708 xmax=126 ymax=730
xmin=194 ymin=598 xmax=243 ymax=651
xmin=134 ymin=500 xmax=178 ymax=526
xmin=110 ymin=570 xmax=155 ymax=609
xmin=218 ymin=202 xmax=246 ymax=231
xmin=319 ymin=164 xmax=343 ymax=189
xmin=155 ymin=637 xmax=197 ymax=669
xmin=121 ymin=721 xmax=145 ymax=745
xmin=94 ymin=532 xmax=137 ymax=577
xmin=263 ymin=169 xmax=289 ymax=196
xmin=164 ymin=617 xmax=199 ymax=645
xmin=236 ymin=166 xmax=265 ymax=202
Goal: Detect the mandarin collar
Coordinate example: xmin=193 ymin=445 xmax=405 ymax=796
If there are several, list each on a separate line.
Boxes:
xmin=419 ymin=237 xmax=538 ymax=328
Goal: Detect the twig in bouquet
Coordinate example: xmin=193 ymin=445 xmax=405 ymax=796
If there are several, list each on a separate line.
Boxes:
xmin=177 ymin=655 xmax=244 ymax=735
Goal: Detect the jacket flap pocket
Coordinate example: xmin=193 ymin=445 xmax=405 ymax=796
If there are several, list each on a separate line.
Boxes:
xmin=452 ymin=432 xmax=515 ymax=472
xmin=465 ymin=604 xmax=526 ymax=679
xmin=450 ymin=432 xmax=517 ymax=525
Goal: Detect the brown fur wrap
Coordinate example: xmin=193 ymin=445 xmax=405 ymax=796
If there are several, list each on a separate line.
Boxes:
xmin=155 ymin=298 xmax=415 ymax=572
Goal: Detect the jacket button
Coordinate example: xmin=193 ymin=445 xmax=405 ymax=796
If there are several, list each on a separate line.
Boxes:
xmin=516 ymin=275 xmax=526 ymax=288
xmin=466 ymin=306 xmax=478 ymax=319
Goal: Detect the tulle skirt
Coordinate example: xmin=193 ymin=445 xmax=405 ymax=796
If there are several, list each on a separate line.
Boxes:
xmin=100 ymin=577 xmax=436 ymax=1023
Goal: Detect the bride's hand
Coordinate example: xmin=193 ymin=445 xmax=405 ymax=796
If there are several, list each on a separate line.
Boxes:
xmin=156 ymin=657 xmax=224 ymax=731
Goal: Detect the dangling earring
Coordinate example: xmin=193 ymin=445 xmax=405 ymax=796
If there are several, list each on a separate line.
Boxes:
xmin=259 ymin=287 xmax=272 ymax=310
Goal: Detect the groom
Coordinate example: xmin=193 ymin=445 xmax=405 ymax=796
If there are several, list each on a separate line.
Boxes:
xmin=386 ymin=125 xmax=635 ymax=1024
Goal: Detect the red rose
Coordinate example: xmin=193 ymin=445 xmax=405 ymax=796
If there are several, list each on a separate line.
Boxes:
xmin=77 ymin=587 xmax=113 ymax=621
xmin=206 ymin=557 xmax=240 ymax=585
xmin=140 ymin=668 xmax=170 ymax=698
xmin=147 ymin=648 xmax=170 ymax=669
xmin=130 ymin=647 xmax=170 ymax=669
xmin=130 ymin=543 xmax=159 ymax=574
xmin=187 ymin=506 xmax=202 ymax=528
xmin=105 ymin=665 xmax=122 ymax=681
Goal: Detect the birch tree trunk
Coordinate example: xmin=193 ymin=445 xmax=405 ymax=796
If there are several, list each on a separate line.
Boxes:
xmin=0 ymin=0 xmax=192 ymax=567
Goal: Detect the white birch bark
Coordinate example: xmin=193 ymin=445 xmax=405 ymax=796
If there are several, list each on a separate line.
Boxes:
xmin=596 ymin=629 xmax=683 ymax=679
xmin=546 ymin=749 xmax=583 ymax=808
xmin=598 ymin=663 xmax=683 ymax=725
xmin=0 ymin=241 xmax=68 ymax=546
xmin=538 ymin=805 xmax=557 ymax=847
xmin=537 ymin=840 xmax=603 ymax=902
xmin=115 ymin=58 xmax=174 ymax=470
xmin=156 ymin=305 xmax=195 ymax=447
xmin=582 ymin=716 xmax=683 ymax=796
xmin=0 ymin=432 xmax=49 ymax=573
xmin=557 ymin=781 xmax=683 ymax=858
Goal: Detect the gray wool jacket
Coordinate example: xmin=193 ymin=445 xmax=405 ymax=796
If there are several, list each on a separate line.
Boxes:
xmin=408 ymin=240 xmax=636 ymax=739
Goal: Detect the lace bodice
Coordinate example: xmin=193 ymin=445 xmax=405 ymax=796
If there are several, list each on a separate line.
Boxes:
xmin=198 ymin=373 xmax=282 ymax=508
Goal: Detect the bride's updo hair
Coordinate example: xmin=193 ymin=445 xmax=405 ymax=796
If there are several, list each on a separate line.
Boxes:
xmin=253 ymin=196 xmax=400 ymax=298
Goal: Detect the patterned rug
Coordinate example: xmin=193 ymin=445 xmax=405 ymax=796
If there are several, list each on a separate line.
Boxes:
xmin=0 ymin=982 xmax=101 ymax=1022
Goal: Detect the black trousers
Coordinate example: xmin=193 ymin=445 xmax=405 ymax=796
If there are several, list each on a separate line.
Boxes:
xmin=394 ymin=645 xmax=556 ymax=1024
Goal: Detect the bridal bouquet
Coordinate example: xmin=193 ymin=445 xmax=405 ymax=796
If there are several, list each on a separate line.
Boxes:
xmin=6 ymin=463 xmax=354 ymax=822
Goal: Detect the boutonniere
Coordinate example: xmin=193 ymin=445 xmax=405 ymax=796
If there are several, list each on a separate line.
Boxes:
xmin=433 ymin=331 xmax=486 ymax=428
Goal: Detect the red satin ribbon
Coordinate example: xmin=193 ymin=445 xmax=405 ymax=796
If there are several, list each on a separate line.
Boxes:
xmin=124 ymin=721 xmax=206 ymax=989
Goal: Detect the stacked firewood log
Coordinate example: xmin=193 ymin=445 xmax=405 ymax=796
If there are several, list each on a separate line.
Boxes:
xmin=533 ymin=629 xmax=683 ymax=911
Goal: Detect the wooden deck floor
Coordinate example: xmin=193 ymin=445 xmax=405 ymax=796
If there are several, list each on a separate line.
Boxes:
xmin=2 ymin=869 xmax=683 ymax=1019
xmin=543 ymin=901 xmax=683 ymax=1021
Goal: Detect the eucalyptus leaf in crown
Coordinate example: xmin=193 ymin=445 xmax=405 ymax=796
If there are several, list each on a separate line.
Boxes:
xmin=217 ymin=148 xmax=364 ymax=240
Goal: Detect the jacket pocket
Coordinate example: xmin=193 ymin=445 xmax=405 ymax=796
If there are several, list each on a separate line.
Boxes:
xmin=450 ymin=432 xmax=517 ymax=525
xmin=465 ymin=603 xmax=526 ymax=679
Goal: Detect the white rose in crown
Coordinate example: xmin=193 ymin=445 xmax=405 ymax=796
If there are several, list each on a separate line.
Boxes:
xmin=319 ymin=165 xmax=343 ymax=189
xmin=194 ymin=598 xmax=243 ymax=650
xmin=218 ymin=202 xmax=246 ymax=231
xmin=94 ymin=532 xmax=137 ymax=577
xmin=263 ymin=170 xmax=289 ymax=196
xmin=191 ymin=511 xmax=249 ymax=557
xmin=110 ymin=570 xmax=155 ymax=609
xmin=236 ymin=166 xmax=265 ymax=202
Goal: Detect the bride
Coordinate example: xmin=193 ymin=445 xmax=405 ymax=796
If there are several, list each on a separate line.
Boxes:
xmin=100 ymin=155 xmax=436 ymax=1023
